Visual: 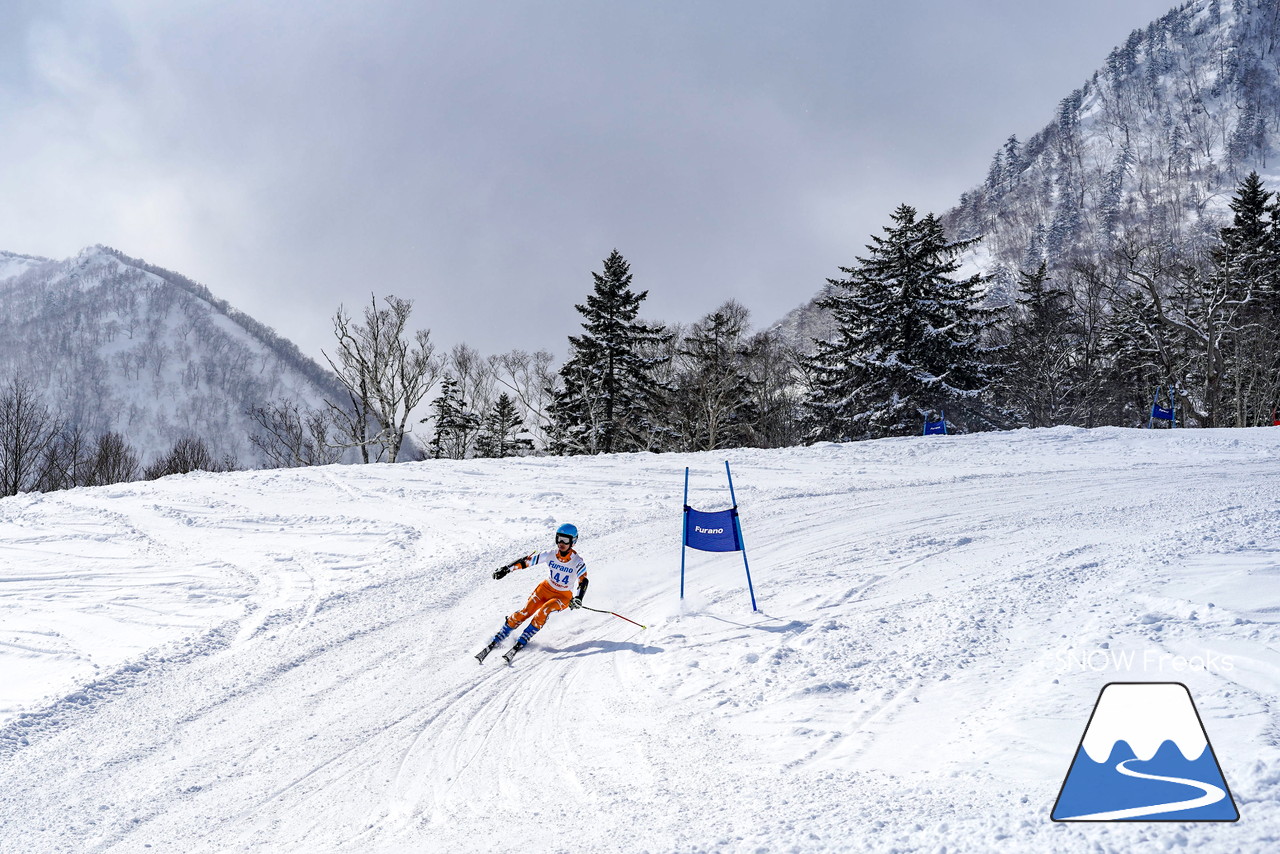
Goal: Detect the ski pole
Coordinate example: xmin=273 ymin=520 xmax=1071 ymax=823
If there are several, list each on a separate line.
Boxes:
xmin=577 ymin=604 xmax=647 ymax=629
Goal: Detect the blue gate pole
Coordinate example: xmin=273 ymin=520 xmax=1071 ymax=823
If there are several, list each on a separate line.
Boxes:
xmin=724 ymin=461 xmax=758 ymax=612
xmin=680 ymin=467 xmax=689 ymax=600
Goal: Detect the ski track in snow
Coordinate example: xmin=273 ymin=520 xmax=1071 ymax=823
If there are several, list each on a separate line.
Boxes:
xmin=0 ymin=427 xmax=1278 ymax=852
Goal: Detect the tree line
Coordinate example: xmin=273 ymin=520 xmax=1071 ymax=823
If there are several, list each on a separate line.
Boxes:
xmin=389 ymin=170 xmax=1280 ymax=455
xmin=246 ymin=259 xmax=809 ymax=467
xmin=0 ymin=374 xmax=237 ymax=498
xmin=273 ymin=171 xmax=1280 ymax=466
xmin=4 ymin=169 xmax=1279 ymax=497
xmin=988 ymin=170 xmax=1280 ymax=431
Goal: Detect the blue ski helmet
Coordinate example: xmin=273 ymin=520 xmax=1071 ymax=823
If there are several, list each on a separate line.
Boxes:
xmin=555 ymin=523 xmax=578 ymax=545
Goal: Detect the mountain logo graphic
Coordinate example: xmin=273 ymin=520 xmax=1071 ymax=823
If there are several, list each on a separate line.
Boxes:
xmin=1052 ymin=682 xmax=1239 ymax=822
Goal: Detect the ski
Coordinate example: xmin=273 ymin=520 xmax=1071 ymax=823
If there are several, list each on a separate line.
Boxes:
xmin=475 ymin=642 xmax=497 ymax=664
xmin=502 ymin=643 xmax=524 ymax=665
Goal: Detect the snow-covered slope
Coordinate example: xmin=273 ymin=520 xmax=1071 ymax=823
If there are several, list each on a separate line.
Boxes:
xmin=0 ymin=250 xmax=50 ymax=282
xmin=1 ymin=428 xmax=1278 ymax=852
xmin=0 ymin=245 xmax=347 ymax=467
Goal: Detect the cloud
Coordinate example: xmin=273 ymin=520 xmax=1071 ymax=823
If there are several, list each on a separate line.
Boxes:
xmin=0 ymin=0 xmax=1177 ymax=363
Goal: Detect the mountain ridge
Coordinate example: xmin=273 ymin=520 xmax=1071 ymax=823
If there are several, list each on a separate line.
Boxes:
xmin=0 ymin=245 xmax=348 ymax=466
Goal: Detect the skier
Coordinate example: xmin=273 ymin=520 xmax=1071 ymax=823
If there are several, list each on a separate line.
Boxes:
xmin=476 ymin=523 xmax=588 ymax=665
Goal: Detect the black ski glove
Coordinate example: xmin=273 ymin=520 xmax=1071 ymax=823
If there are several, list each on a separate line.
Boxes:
xmin=571 ymin=577 xmax=588 ymax=608
xmin=494 ymin=565 xmax=511 ymax=580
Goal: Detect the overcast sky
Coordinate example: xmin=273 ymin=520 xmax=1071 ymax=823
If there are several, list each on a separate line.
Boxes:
xmin=1 ymin=0 xmax=1178 ymax=364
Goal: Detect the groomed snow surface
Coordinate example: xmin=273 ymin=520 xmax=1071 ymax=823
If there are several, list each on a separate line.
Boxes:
xmin=1 ymin=427 xmax=1278 ymax=853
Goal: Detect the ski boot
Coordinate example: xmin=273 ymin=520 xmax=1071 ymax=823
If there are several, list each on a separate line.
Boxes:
xmin=502 ymin=640 xmax=526 ymax=665
xmin=477 ymin=623 xmax=515 ymax=664
xmin=475 ymin=640 xmax=500 ymax=664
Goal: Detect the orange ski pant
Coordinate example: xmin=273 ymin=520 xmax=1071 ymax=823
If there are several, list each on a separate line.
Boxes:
xmin=506 ymin=580 xmax=573 ymax=631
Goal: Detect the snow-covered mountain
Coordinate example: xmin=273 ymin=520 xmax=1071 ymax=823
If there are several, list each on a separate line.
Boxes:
xmin=778 ymin=0 xmax=1280 ymax=346
xmin=0 ymin=246 xmax=346 ymax=466
xmin=947 ymin=0 xmax=1280 ymax=295
xmin=0 ymin=428 xmax=1277 ymax=851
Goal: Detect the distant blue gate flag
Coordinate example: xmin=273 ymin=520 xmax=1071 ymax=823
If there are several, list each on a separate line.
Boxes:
xmin=923 ymin=409 xmax=948 ymax=435
xmin=681 ymin=462 xmax=758 ymax=611
xmin=1149 ymin=387 xmax=1177 ymax=428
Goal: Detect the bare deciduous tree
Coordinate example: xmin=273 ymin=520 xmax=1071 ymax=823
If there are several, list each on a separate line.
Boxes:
xmin=144 ymin=437 xmax=235 ymax=480
xmin=35 ymin=423 xmax=92 ymax=492
xmin=90 ymin=432 xmax=140 ymax=485
xmin=0 ymin=376 xmax=62 ymax=497
xmin=491 ymin=349 xmax=557 ymax=451
xmin=323 ymin=294 xmax=442 ymax=463
xmin=248 ymin=399 xmax=344 ymax=468
xmin=742 ymin=328 xmax=806 ymax=449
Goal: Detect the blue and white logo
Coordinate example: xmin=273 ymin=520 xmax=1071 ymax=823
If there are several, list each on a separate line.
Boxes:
xmin=1052 ymin=682 xmax=1239 ymax=821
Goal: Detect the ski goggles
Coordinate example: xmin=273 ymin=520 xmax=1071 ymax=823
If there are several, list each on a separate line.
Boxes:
xmin=555 ymin=533 xmax=576 ymax=546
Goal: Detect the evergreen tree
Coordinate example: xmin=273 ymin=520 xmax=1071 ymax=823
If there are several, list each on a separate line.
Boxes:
xmin=427 ymin=375 xmax=480 ymax=459
xmin=1207 ymin=171 xmax=1280 ymax=425
xmin=1098 ymin=142 xmax=1132 ymax=246
xmin=547 ymin=250 xmax=671 ymax=455
xmin=807 ymin=204 xmax=1004 ymax=440
xmin=1217 ymin=172 xmax=1276 ymax=269
xmin=741 ymin=328 xmax=805 ymax=449
xmin=996 ymin=263 xmax=1081 ymax=427
xmin=999 ymin=135 xmax=1023 ymax=193
xmin=1099 ymin=288 xmax=1165 ymax=426
xmin=1046 ymin=191 xmax=1082 ymax=262
xmin=984 ymin=150 xmax=1004 ymax=194
xmin=474 ymin=393 xmax=533 ymax=458
xmin=1099 ymin=243 xmax=1195 ymax=426
xmin=670 ymin=300 xmax=760 ymax=451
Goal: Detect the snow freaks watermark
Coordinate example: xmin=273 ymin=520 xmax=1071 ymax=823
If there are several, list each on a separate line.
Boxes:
xmin=1055 ymin=647 xmax=1235 ymax=674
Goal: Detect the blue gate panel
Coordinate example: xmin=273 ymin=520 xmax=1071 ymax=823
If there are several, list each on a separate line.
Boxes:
xmin=685 ymin=507 xmax=740 ymax=552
